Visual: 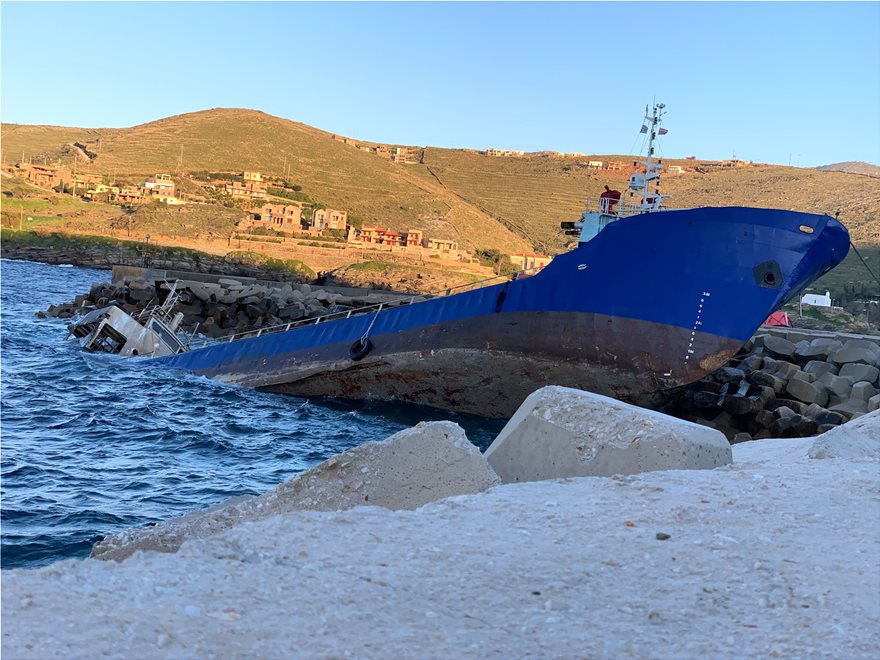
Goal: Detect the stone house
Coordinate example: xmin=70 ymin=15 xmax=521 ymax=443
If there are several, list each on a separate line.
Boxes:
xmin=427 ymin=238 xmax=459 ymax=258
xmin=22 ymin=163 xmax=71 ymax=189
xmin=261 ymin=203 xmax=303 ymax=231
xmin=511 ymin=252 xmax=553 ymax=273
xmin=313 ymin=208 xmax=348 ymax=232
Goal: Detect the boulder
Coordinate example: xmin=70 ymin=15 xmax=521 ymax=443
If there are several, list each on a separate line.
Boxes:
xmin=792 ymin=371 xmax=816 ymax=384
xmin=483 ymin=386 xmax=731 ymax=484
xmin=839 ymin=363 xmax=880 ymax=385
xmin=808 ymin=409 xmax=879 ymax=460
xmin=868 ymin=393 xmax=880 ymax=413
xmin=785 ymin=378 xmax=828 ymax=406
xmin=92 ymin=421 xmax=498 ymax=562
xmin=763 ymin=336 xmax=796 ymax=361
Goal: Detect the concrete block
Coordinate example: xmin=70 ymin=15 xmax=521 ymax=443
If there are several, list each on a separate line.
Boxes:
xmin=772 ymin=362 xmax=801 ymax=380
xmin=868 ymin=394 xmax=880 ymax=412
xmin=804 ymin=403 xmax=847 ymax=427
xmin=712 ymin=366 xmax=746 ymax=384
xmin=839 ymin=363 xmax=880 ymax=385
xmin=832 ymin=347 xmax=879 ymax=367
xmin=818 ymin=373 xmax=855 ymax=398
xmin=740 ymin=355 xmax=764 ymax=372
xmin=763 ymin=336 xmax=796 ymax=361
xmin=842 ymin=338 xmax=880 ymax=355
xmin=785 ymin=378 xmax=828 ymax=406
xmin=93 ymin=421 xmax=498 ymax=562
xmin=851 ymin=381 xmax=879 ymax=403
xmin=792 ymin=371 xmax=816 ymax=384
xmin=484 ymin=386 xmax=731 ymax=484
xmin=804 ymin=361 xmax=837 ymax=378
xmin=748 ymin=370 xmax=787 ymax=394
xmin=809 ymin=337 xmax=843 ymax=356
xmin=829 ymin=401 xmax=869 ymax=420
xmin=809 ymin=410 xmax=879 ymax=459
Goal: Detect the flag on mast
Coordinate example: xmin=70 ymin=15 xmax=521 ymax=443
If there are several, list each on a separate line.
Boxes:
xmin=640 ymin=124 xmax=648 ymax=134
xmin=658 ymin=128 xmax=668 ymax=135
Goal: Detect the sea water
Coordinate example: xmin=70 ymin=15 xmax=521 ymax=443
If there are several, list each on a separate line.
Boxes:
xmin=0 ymin=259 xmax=503 ymax=569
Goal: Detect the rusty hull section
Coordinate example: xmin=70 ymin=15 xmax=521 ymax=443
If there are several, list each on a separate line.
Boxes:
xmin=203 ymin=310 xmax=742 ymax=419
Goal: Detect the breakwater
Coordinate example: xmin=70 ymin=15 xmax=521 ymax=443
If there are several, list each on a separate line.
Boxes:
xmin=675 ymin=330 xmax=880 ymax=440
xmin=42 ymin=273 xmax=422 ymax=340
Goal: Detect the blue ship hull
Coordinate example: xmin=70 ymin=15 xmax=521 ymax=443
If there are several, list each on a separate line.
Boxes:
xmin=148 ymin=207 xmax=849 ymax=417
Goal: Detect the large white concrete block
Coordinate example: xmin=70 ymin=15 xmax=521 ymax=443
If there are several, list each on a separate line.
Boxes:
xmin=808 ymin=409 xmax=879 ymax=460
xmin=93 ymin=421 xmax=498 ymax=561
xmin=484 ymin=386 xmax=732 ymax=483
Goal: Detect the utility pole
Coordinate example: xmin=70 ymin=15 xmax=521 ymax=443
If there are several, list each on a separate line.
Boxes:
xmin=72 ymin=156 xmax=77 ymax=197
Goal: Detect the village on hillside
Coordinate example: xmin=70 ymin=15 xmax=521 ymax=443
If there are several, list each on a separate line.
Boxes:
xmin=4 ymin=159 xmax=555 ymax=274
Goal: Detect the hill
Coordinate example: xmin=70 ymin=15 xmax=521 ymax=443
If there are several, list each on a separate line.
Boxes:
xmin=2 ymin=108 xmax=878 ymax=255
xmin=1 ymin=110 xmax=531 ymax=254
xmin=816 ymin=161 xmax=880 ymax=177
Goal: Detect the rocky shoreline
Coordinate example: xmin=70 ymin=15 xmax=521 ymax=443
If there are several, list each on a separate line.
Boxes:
xmin=1 ymin=231 xmax=314 ymax=282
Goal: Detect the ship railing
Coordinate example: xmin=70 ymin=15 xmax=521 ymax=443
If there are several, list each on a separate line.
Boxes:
xmin=182 ymin=264 xmax=547 ymax=351
xmin=134 ymin=283 xmax=183 ymax=326
xmin=582 ymin=197 xmax=645 ymax=217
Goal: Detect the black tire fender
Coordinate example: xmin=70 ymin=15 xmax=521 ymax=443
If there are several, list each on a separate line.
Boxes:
xmin=349 ymin=337 xmax=373 ymax=361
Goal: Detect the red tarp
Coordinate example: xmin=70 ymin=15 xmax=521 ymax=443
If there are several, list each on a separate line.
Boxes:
xmin=764 ymin=311 xmax=790 ymax=327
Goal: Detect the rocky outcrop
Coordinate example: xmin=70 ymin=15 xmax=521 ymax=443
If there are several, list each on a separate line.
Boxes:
xmin=91 ymin=421 xmax=499 ymax=562
xmin=1 ymin=232 xmax=311 ymax=282
xmin=484 ymin=386 xmax=732 ymax=483
xmin=675 ymin=332 xmax=880 ymax=441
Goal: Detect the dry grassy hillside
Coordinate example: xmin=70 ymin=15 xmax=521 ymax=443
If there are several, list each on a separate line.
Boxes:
xmin=1 ymin=110 xmax=530 ymax=254
xmin=3 ymin=108 xmax=877 ymax=255
xmin=418 ymin=149 xmax=880 ymax=251
xmin=663 ymin=167 xmax=879 ymax=245
xmin=1 ymin=124 xmax=117 ymax=163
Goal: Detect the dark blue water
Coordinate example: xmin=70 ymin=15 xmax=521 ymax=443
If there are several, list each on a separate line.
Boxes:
xmin=0 ymin=259 xmax=504 ymax=569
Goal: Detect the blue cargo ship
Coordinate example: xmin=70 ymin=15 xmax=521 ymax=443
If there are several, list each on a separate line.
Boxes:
xmin=139 ymin=104 xmax=850 ymax=417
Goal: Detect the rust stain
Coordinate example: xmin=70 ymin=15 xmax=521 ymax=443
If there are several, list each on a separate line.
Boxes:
xmin=698 ymin=349 xmax=736 ymax=372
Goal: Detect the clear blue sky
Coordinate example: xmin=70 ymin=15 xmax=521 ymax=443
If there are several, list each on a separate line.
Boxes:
xmin=2 ymin=1 xmax=878 ymax=166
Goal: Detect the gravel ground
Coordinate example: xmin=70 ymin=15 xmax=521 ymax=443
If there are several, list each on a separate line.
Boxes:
xmin=2 ymin=436 xmax=879 ymax=659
